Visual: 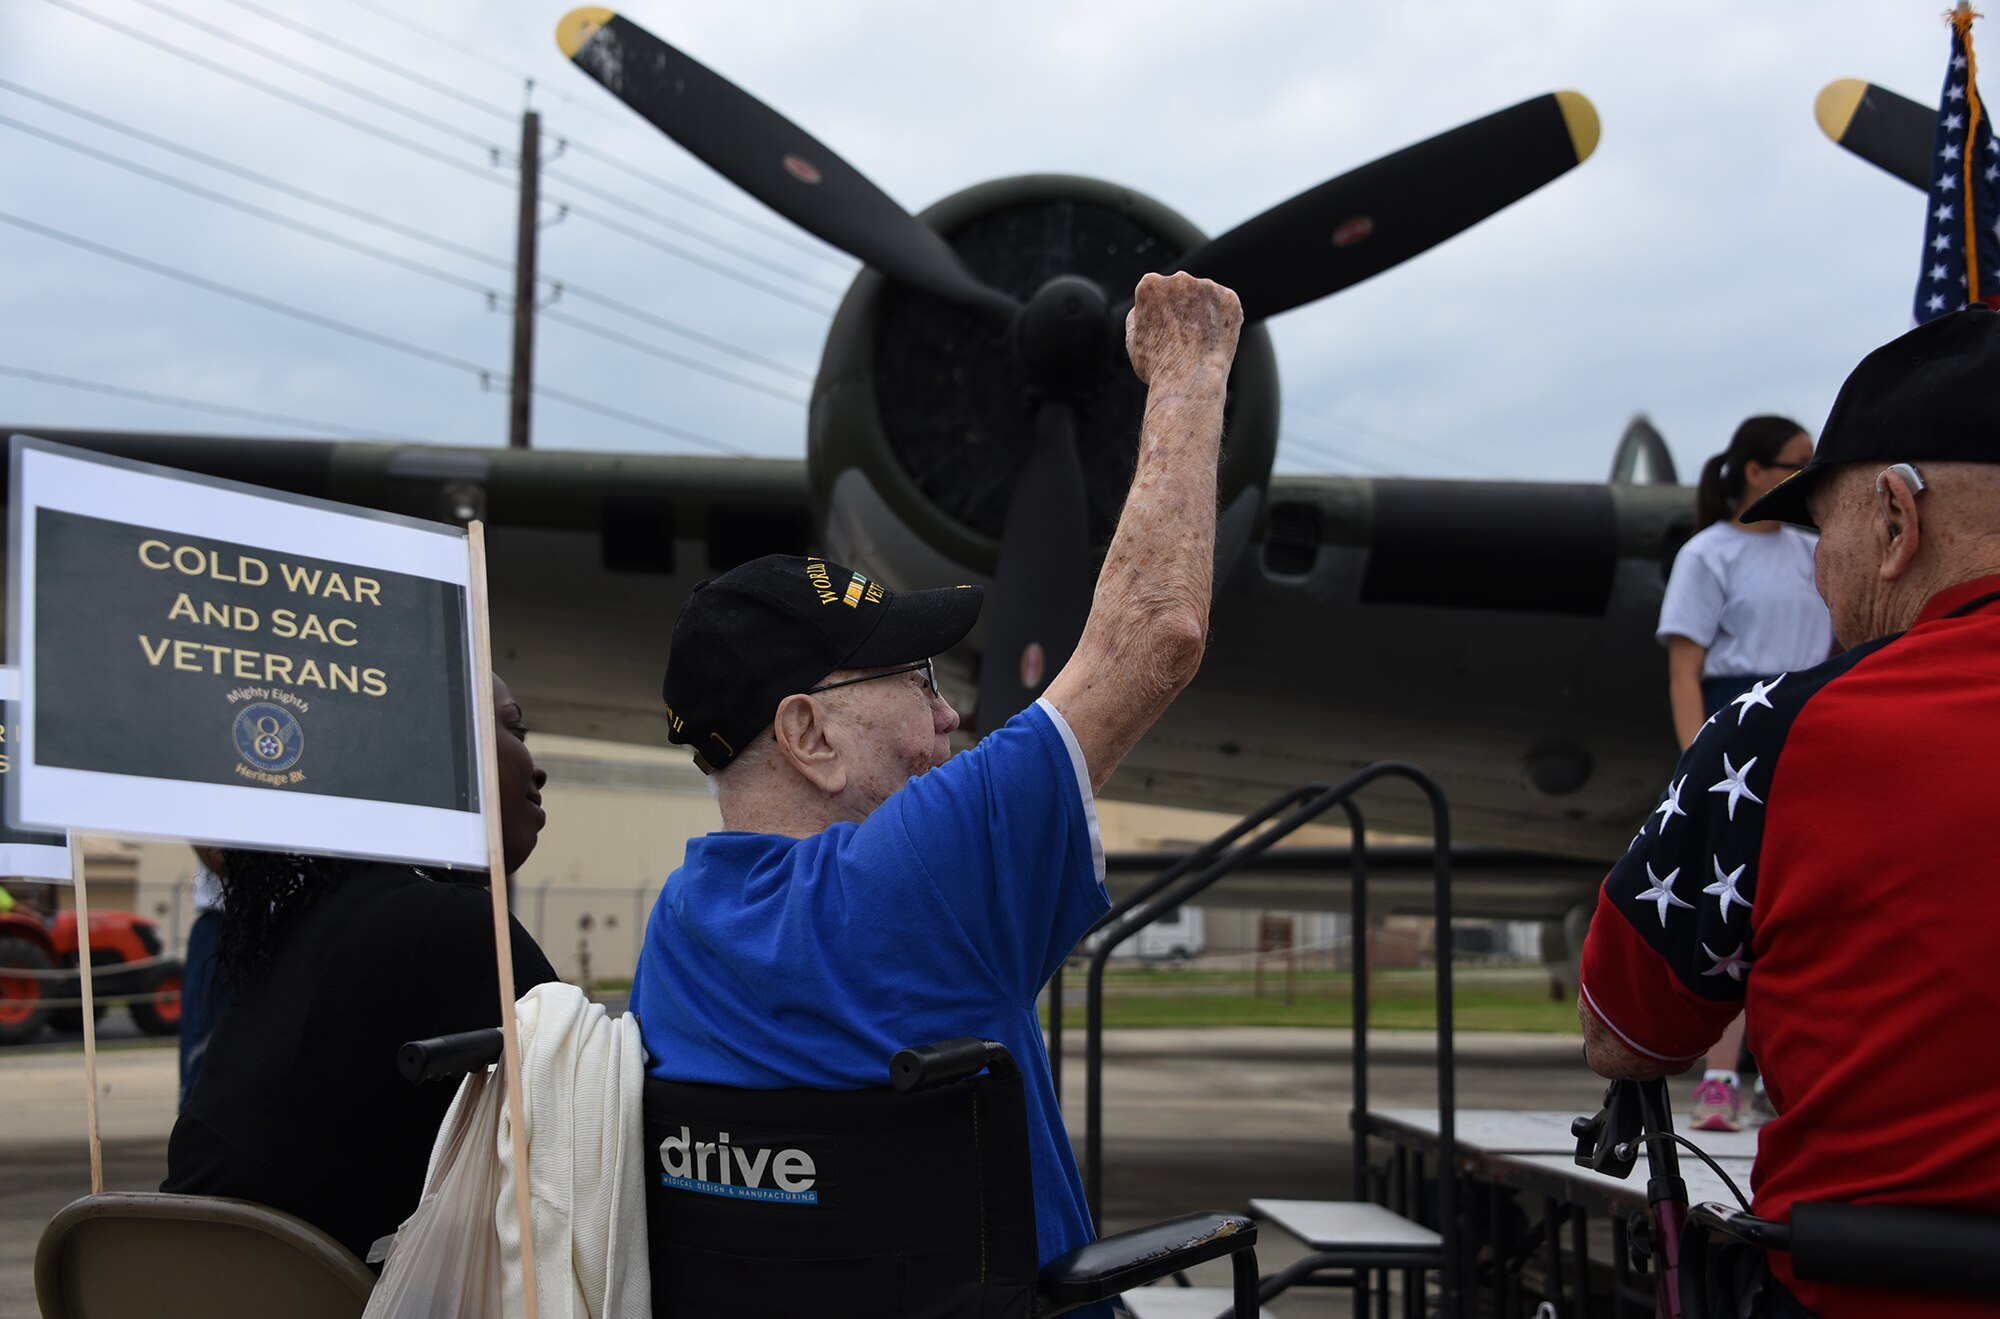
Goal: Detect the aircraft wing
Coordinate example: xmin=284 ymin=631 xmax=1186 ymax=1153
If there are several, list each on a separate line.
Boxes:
xmin=3 ymin=430 xmax=1676 ymax=899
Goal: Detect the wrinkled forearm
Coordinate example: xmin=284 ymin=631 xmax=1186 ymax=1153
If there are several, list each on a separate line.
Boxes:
xmin=1578 ymin=993 xmax=1695 ymax=1081
xmin=1045 ymin=361 xmax=1228 ymax=788
xmin=1085 ymin=363 xmax=1227 ymax=681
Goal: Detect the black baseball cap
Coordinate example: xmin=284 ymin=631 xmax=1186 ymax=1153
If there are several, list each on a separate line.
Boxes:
xmin=661 ymin=554 xmax=982 ymax=772
xmin=1741 ymin=307 xmax=2000 ymax=528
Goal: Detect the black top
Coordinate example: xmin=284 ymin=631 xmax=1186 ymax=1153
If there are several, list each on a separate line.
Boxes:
xmin=162 ymin=862 xmax=560 ymax=1262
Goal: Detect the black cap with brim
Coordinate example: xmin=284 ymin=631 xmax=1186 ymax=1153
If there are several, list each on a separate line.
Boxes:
xmin=1740 ymin=306 xmax=2000 ymax=529
xmin=661 ymin=554 xmax=983 ymax=773
xmin=841 ymin=580 xmax=984 ymax=670
xmin=1737 ymin=467 xmax=1820 ymax=528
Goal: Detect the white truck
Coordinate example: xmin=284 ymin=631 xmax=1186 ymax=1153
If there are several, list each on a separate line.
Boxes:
xmin=1090 ymin=905 xmax=1207 ymax=962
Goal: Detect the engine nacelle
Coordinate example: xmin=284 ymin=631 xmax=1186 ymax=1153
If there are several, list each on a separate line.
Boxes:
xmin=807 ymin=175 xmax=1280 ymax=631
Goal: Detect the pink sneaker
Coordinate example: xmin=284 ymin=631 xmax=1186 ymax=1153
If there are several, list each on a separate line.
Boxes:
xmin=1690 ymin=1076 xmax=1743 ymax=1132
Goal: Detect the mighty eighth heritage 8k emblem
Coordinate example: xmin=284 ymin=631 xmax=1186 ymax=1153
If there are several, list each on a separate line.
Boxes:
xmin=232 ymin=701 xmax=304 ymax=773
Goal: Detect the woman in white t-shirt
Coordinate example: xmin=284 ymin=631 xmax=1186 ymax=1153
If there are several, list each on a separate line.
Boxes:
xmin=1656 ymin=414 xmax=1833 ymax=1133
xmin=1658 ymin=415 xmax=1833 ymax=751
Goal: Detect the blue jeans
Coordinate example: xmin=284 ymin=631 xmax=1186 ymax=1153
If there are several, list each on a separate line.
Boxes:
xmin=178 ymin=910 xmax=222 ymax=1110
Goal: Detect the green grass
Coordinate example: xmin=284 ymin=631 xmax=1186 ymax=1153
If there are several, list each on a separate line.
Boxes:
xmin=1044 ymin=966 xmax=1580 ymax=1034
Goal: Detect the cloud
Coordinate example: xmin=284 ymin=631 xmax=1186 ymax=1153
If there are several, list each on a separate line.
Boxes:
xmin=0 ymin=0 xmax=1962 ymax=480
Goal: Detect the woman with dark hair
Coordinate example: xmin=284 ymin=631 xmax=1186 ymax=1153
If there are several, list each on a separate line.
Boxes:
xmin=1656 ymin=417 xmax=1832 ymax=1134
xmin=162 ymin=674 xmax=561 ymax=1265
xmin=1659 ymin=416 xmax=1831 ymax=749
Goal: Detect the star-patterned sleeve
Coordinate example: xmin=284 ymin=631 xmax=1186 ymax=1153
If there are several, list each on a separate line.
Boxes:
xmin=1579 ymin=676 xmax=1787 ymax=1066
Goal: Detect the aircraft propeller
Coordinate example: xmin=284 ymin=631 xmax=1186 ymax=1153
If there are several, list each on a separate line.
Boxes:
xmin=554 ymin=9 xmax=1020 ymax=330
xmin=557 ymin=7 xmax=1599 ymax=732
xmin=1816 ymin=79 xmax=1932 ymax=191
xmin=1178 ymin=93 xmax=1599 ymax=323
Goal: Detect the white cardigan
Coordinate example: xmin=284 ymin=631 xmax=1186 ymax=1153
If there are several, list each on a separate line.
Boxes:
xmin=496 ymin=983 xmax=651 ymax=1319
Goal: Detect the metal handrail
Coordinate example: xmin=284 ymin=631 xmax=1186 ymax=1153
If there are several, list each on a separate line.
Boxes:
xmin=1047 ymin=784 xmax=1324 ymax=1100
xmin=1080 ymin=784 xmax=1354 ymax=1225
xmin=1076 ymin=762 xmax=1460 ymax=1318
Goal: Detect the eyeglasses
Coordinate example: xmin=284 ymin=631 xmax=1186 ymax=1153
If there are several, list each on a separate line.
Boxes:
xmin=805 ymin=658 xmax=936 ymax=697
xmin=1761 ymin=461 xmax=1807 ymax=473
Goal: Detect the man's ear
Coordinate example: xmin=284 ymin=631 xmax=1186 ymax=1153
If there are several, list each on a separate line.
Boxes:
xmin=1875 ymin=468 xmax=1923 ymax=582
xmin=771 ymin=693 xmax=846 ymax=796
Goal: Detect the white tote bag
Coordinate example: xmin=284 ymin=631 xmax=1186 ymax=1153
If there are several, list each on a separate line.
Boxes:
xmin=361 ymin=1066 xmax=508 ymax=1319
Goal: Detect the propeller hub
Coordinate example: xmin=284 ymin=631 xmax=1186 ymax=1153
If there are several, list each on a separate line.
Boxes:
xmin=1017 ymin=274 xmax=1112 ymax=393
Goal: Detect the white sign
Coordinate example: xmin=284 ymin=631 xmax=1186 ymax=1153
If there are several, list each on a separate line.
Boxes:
xmin=0 ymin=665 xmax=71 ymax=882
xmin=8 ymin=436 xmax=489 ymax=868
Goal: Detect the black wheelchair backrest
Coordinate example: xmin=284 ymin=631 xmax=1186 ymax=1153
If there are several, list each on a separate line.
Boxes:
xmin=641 ymin=1064 xmax=1040 ymax=1318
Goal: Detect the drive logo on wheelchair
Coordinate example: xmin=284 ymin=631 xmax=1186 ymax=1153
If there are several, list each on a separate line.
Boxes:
xmin=659 ymin=1125 xmax=822 ymax=1205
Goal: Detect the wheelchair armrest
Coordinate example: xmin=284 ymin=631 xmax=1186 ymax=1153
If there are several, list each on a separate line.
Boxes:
xmin=1681 ymin=1202 xmax=1795 ymax=1319
xmin=1683 ymin=1200 xmax=2000 ymax=1314
xmin=1686 ymin=1200 xmax=1791 ymax=1250
xmin=1790 ymin=1201 xmax=2000 ymax=1297
xmin=398 ymin=1028 xmax=504 ymax=1084
xmin=889 ymin=1037 xmax=1018 ymax=1091
xmin=1035 ymin=1211 xmax=1257 ymax=1308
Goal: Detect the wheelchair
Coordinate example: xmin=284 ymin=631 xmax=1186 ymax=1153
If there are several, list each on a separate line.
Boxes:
xmin=1571 ymin=1077 xmax=2000 ymax=1318
xmin=400 ymin=1028 xmax=1261 ymax=1318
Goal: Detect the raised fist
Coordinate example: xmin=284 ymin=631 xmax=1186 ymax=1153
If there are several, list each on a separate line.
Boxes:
xmin=1124 ymin=272 xmax=1243 ymax=387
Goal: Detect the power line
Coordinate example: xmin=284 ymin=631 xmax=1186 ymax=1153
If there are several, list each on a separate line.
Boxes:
xmin=1 ymin=79 xmax=513 ymax=274
xmin=331 ymin=0 xmax=674 ymax=150
xmin=39 ymin=0 xmax=505 ymax=184
xmin=39 ymin=0 xmax=833 ymax=313
xmin=218 ymin=0 xmax=516 ymax=122
xmin=0 ymin=364 xmax=401 ymax=439
xmin=6 ymin=113 xmax=821 ymax=406
xmin=531 ymin=384 xmax=749 ymax=457
xmin=235 ymin=0 xmax=849 ymax=268
xmin=556 ymin=138 xmax=853 ymax=269
xmin=2 ymin=217 xmax=754 ymax=458
xmin=341 ymin=0 xmax=525 ymax=81
xmin=128 ymin=0 xmax=500 ymax=155
xmin=557 ymin=283 xmax=810 ymax=382
xmin=1277 ymin=429 xmax=1398 ymax=476
xmin=1 ymin=112 xmax=501 ymax=298
xmin=0 ymin=209 xmax=502 ymax=383
xmin=544 ymin=167 xmax=845 ymax=293
xmin=560 ymin=202 xmax=839 ymax=315
xmin=1287 ymin=399 xmax=1502 ymax=477
xmin=2 ymin=81 xmax=814 ymax=383
xmin=539 ymin=309 xmax=808 ymax=406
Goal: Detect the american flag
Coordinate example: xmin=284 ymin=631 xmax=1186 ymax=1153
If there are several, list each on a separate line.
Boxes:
xmin=1916 ymin=8 xmax=2000 ymax=323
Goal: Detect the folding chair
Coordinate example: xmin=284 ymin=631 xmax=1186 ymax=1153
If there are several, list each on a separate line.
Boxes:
xmin=34 ymin=1190 xmax=375 ymax=1319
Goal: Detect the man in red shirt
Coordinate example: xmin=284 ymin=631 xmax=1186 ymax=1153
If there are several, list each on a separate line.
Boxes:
xmin=1579 ymin=308 xmax=2000 ymax=1319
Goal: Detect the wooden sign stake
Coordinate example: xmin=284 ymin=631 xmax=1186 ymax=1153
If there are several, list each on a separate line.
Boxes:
xmin=466 ymin=522 xmax=539 ymax=1319
xmin=71 ymin=837 xmax=102 ymax=1194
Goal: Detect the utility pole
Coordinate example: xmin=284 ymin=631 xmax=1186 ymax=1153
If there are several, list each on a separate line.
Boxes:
xmin=508 ymin=109 xmax=541 ymax=450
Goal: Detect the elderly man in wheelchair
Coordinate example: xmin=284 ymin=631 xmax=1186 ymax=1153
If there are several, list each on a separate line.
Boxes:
xmin=37 ymin=274 xmax=1263 ymax=1319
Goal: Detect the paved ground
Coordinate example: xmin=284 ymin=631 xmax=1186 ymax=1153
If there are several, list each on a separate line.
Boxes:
xmin=4 ymin=1026 xmax=1609 ymax=1318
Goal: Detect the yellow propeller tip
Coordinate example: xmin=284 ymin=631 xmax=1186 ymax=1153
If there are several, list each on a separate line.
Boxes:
xmin=1816 ymin=79 xmax=1867 ymax=143
xmin=556 ymin=7 xmax=614 ymax=59
xmin=1554 ymin=91 xmax=1600 ymax=163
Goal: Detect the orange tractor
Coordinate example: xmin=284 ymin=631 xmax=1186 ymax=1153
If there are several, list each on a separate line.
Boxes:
xmin=0 ymin=905 xmax=183 ymax=1045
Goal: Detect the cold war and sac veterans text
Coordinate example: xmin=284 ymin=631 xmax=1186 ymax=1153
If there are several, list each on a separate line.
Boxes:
xmin=130 ymin=530 xmax=391 ymax=698
xmin=32 ymin=509 xmax=474 ymax=812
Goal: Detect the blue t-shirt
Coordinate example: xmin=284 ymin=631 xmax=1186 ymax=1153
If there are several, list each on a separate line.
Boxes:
xmin=630 ymin=698 xmax=1109 ymax=1280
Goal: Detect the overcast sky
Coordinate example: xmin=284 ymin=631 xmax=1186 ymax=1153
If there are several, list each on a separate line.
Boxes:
xmin=0 ymin=1 xmax=1962 ymax=482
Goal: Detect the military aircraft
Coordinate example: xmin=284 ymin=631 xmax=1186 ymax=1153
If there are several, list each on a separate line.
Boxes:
xmin=6 ymin=10 xmax=1691 ymax=911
